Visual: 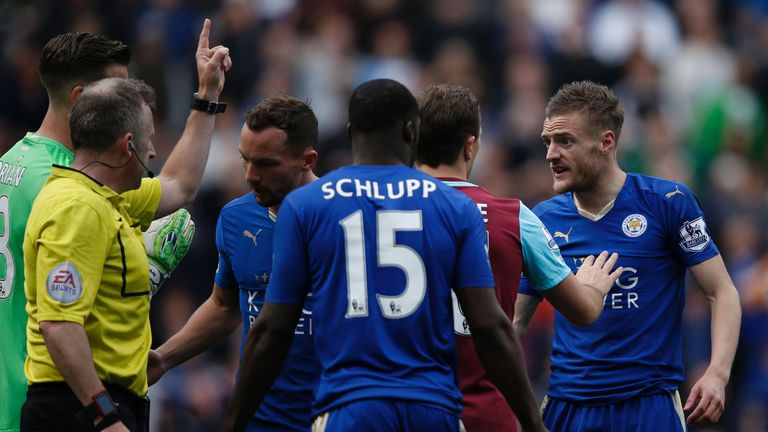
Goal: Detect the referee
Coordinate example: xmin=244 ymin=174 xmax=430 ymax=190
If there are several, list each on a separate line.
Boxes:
xmin=20 ymin=20 xmax=231 ymax=432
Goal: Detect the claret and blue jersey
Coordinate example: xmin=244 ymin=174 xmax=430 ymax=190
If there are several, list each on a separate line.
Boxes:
xmin=520 ymin=173 xmax=720 ymax=404
xmin=215 ymin=192 xmax=317 ymax=431
xmin=265 ymin=165 xmax=495 ymax=417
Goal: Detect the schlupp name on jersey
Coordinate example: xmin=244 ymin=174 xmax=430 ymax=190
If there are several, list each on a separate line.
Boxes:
xmin=321 ymin=178 xmax=437 ymax=200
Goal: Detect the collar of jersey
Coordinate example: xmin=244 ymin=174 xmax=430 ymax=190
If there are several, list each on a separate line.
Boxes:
xmin=50 ymin=164 xmax=126 ymax=207
xmin=570 ymin=173 xmax=631 ymax=221
xmin=438 ymin=177 xmax=478 ymax=188
xmin=573 ymin=195 xmax=616 ymax=221
xmin=24 ymin=132 xmax=73 ymax=156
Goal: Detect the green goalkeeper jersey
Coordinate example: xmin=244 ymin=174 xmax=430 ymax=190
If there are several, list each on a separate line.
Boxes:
xmin=0 ymin=133 xmax=72 ymax=432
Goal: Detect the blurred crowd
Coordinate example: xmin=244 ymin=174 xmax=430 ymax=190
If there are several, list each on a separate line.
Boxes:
xmin=1 ymin=0 xmax=768 ymax=430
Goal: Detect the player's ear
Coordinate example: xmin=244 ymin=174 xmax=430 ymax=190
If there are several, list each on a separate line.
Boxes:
xmin=302 ymin=149 xmax=318 ymax=171
xmin=600 ymin=130 xmax=616 ymax=155
xmin=69 ymin=84 xmax=85 ymax=104
xmin=346 ymin=123 xmax=352 ymax=142
xmin=464 ymin=135 xmax=476 ymax=162
xmin=403 ymin=119 xmax=416 ymax=144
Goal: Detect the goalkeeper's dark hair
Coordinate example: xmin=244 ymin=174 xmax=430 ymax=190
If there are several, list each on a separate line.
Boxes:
xmin=39 ymin=32 xmax=131 ymax=104
xmin=348 ymin=79 xmax=418 ymax=134
xmin=245 ymin=95 xmax=318 ymax=156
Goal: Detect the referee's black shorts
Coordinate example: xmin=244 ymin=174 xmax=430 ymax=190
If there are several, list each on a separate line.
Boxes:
xmin=21 ymin=382 xmax=149 ymax=432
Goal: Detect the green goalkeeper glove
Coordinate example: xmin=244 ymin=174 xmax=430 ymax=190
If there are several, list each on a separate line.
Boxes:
xmin=144 ymin=208 xmax=195 ymax=297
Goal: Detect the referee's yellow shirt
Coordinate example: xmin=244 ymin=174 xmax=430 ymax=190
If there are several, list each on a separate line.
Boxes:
xmin=24 ymin=165 xmax=161 ymax=397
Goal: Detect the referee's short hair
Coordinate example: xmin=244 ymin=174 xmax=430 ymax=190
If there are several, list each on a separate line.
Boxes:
xmin=70 ymin=78 xmax=156 ymax=153
xmin=39 ymin=33 xmax=130 ymax=103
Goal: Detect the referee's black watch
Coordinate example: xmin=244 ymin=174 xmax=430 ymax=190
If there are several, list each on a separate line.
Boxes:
xmin=191 ymin=92 xmax=226 ymax=114
xmin=76 ymin=390 xmax=119 ymax=424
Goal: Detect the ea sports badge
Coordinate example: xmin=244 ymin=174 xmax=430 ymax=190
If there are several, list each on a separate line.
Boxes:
xmin=46 ymin=262 xmax=83 ymax=304
xmin=622 ymin=214 xmax=647 ymax=238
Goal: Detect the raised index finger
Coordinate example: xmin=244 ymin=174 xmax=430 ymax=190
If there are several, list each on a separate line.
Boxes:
xmin=198 ymin=18 xmax=211 ymax=51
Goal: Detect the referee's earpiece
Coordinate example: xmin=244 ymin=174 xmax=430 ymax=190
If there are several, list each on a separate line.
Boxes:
xmin=126 ymin=139 xmax=155 ymax=179
xmin=80 ymin=138 xmax=154 ymax=178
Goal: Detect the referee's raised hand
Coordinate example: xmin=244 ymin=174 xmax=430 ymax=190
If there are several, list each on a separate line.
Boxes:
xmin=195 ymin=18 xmax=232 ymax=102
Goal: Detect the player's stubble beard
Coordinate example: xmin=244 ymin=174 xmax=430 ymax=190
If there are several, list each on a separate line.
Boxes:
xmin=553 ymin=144 xmax=603 ymax=195
xmin=250 ymin=177 xmax=297 ymax=210
xmin=251 ymin=188 xmax=280 ymax=209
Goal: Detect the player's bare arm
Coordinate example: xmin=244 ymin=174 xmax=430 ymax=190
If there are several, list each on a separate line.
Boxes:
xmin=544 ymin=252 xmax=622 ymax=326
xmin=513 ymin=251 xmax=621 ymax=337
xmin=455 ymin=286 xmax=547 ymax=432
xmin=148 ymin=284 xmax=240 ymax=385
xmin=155 ymin=18 xmax=232 ymax=217
xmin=513 ymin=294 xmax=542 ymax=339
xmin=684 ymin=255 xmax=741 ymax=425
xmin=221 ymin=301 xmax=303 ymax=432
xmin=40 ymin=321 xmax=129 ymax=431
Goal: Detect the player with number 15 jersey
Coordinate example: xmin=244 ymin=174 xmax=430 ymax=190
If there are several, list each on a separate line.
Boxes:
xmin=223 ymin=78 xmax=546 ymax=432
xmin=267 ymin=165 xmax=493 ymax=418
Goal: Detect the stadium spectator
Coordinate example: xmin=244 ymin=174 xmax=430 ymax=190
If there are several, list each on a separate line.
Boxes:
xmin=221 ymin=78 xmax=545 ymax=432
xmin=20 ymin=20 xmax=230 ymax=432
xmin=147 ymin=95 xmax=320 ymax=431
xmin=514 ymin=81 xmax=742 ymax=431
xmin=415 ymin=83 xmax=621 ymax=431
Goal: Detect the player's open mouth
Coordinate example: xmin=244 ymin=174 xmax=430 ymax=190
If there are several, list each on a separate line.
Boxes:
xmin=552 ymin=166 xmax=568 ymax=178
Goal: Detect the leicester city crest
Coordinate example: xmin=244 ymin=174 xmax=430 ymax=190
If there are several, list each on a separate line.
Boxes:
xmin=622 ymin=214 xmax=647 ymax=238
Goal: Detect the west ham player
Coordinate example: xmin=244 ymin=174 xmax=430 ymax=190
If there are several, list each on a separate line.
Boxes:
xmin=221 ymin=79 xmax=548 ymax=432
xmin=415 ymin=84 xmax=622 ymax=432
xmin=148 ymin=96 xmax=319 ymax=431
xmin=514 ymin=81 xmax=741 ymax=430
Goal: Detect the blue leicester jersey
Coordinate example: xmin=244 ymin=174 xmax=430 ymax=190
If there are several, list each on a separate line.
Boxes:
xmin=519 ymin=174 xmax=719 ymax=404
xmin=265 ymin=165 xmax=495 ymax=416
xmin=215 ymin=193 xmax=318 ymax=430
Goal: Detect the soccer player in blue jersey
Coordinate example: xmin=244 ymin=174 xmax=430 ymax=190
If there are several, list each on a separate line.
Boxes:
xmin=221 ymin=78 xmax=546 ymax=432
xmin=416 ymin=83 xmax=622 ymax=432
xmin=514 ymin=81 xmax=742 ymax=431
xmin=147 ymin=95 xmax=319 ymax=431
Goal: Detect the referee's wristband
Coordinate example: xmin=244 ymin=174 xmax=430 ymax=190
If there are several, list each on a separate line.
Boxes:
xmin=94 ymin=413 xmax=121 ymax=431
xmin=191 ymin=92 xmax=226 ymax=114
xmin=76 ymin=390 xmax=119 ymax=425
